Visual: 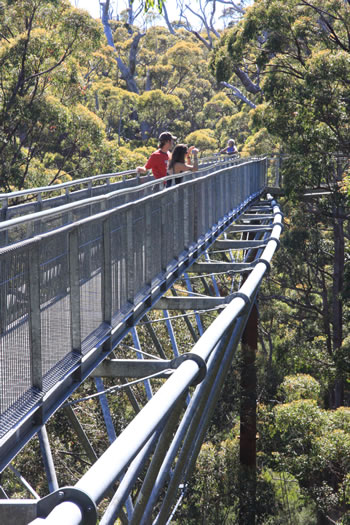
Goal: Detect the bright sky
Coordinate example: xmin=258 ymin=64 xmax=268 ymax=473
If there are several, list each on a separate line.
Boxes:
xmin=70 ymin=0 xmax=100 ymax=18
xmin=70 ymin=0 xmax=191 ymax=20
xmin=69 ymin=0 xmax=233 ymax=28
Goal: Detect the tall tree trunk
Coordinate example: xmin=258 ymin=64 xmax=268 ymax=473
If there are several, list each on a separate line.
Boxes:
xmin=239 ymin=226 xmax=259 ymax=525
xmin=101 ymin=0 xmax=150 ymax=141
xmin=239 ymin=301 xmax=257 ymax=525
xmin=331 ymin=205 xmax=345 ymax=407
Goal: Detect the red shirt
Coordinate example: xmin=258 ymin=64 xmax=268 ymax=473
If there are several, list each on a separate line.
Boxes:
xmin=145 ymin=149 xmax=170 ymax=179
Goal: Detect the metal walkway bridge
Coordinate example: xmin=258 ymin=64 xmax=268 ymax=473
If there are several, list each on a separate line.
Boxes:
xmin=0 ymin=156 xmax=283 ymax=524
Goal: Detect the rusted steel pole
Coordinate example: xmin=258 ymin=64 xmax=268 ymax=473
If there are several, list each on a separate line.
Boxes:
xmin=239 ymin=300 xmax=258 ymax=525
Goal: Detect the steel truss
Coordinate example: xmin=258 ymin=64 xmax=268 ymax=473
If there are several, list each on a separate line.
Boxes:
xmin=0 ymin=192 xmax=283 ymax=524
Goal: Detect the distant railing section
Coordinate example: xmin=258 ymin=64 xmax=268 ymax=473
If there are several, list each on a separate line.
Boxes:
xmin=0 ymin=154 xmax=231 ymax=223
xmin=0 ymin=155 xmax=243 ymax=247
xmin=0 ymin=158 xmax=266 ymax=456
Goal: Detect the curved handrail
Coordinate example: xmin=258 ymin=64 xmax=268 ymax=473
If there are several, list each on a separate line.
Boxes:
xmin=0 ymin=156 xmax=256 ymax=245
xmin=30 ymin=196 xmax=282 ymax=525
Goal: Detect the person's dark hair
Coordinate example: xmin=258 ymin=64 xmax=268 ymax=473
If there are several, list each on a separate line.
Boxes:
xmin=158 ymin=131 xmax=177 ymax=148
xmin=169 ymin=144 xmax=188 ymax=170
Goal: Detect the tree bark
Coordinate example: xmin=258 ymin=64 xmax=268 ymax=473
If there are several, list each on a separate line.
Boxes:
xmin=239 ymin=226 xmax=259 ymax=525
xmin=101 ymin=0 xmax=151 ymax=140
xmin=331 ymin=205 xmax=345 ymax=407
xmin=220 ymin=81 xmax=257 ymax=108
xmin=239 ymin=301 xmax=257 ymax=525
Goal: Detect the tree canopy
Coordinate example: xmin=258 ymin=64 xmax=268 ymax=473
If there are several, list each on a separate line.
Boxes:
xmin=0 ymin=1 xmax=349 ymax=523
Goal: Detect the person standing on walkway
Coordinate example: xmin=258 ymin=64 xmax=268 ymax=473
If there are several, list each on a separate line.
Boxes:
xmin=167 ymin=144 xmax=199 ymax=185
xmin=220 ymin=138 xmax=238 ymax=155
xmin=136 ymin=131 xmax=177 ymax=180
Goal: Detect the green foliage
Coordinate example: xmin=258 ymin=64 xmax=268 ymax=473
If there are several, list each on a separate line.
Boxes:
xmin=144 ymin=0 xmax=164 ymax=13
xmin=257 ymin=397 xmax=350 ymax=522
xmin=137 ymin=89 xmax=183 ymax=139
xmin=184 ymin=129 xmax=218 ymax=154
xmin=116 ymin=145 xmax=153 ymax=171
xmin=278 ymin=374 xmax=321 ymax=403
xmin=89 ymin=81 xmax=139 ymax=140
xmin=0 ymin=0 xmax=103 ymax=188
xmin=203 ymin=92 xmax=236 ymax=121
xmin=0 ymin=2 xmax=228 ymax=190
xmin=240 ymin=127 xmax=278 ymax=157
xmin=177 ymin=434 xmax=240 ymax=524
xmin=209 ymin=30 xmax=236 ymax=83
xmin=215 ymin=110 xmax=250 ymax=151
xmin=261 ymin=469 xmax=317 ymax=525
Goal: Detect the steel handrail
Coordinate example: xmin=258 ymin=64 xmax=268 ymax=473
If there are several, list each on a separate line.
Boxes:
xmin=0 ymin=156 xmax=250 ymax=244
xmin=0 ymin=154 xmax=224 ymax=213
xmin=30 ymin=196 xmax=282 ymax=525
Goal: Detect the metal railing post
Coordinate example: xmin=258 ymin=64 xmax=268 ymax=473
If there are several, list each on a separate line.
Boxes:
xmin=69 ymin=227 xmax=81 ymax=354
xmin=37 ymin=426 xmax=59 ymax=493
xmin=102 ymin=216 xmax=112 ymax=351
xmin=29 ymin=241 xmax=42 ymax=393
xmin=126 ymin=208 xmax=134 ymax=303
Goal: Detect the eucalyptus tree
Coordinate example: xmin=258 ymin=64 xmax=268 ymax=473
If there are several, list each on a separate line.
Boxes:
xmin=211 ymin=0 xmax=350 ymax=406
xmin=0 ymin=0 xmax=104 ymax=190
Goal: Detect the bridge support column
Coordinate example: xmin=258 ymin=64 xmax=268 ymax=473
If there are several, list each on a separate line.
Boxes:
xmin=239 ymin=300 xmax=257 ymax=525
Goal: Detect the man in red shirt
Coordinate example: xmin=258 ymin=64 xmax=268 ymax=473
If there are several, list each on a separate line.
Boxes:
xmin=136 ymin=131 xmax=177 ymax=180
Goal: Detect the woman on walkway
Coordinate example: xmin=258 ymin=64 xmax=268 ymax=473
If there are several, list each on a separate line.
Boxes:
xmin=167 ymin=144 xmax=199 ymax=186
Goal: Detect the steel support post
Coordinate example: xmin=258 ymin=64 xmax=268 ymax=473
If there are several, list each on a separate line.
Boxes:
xmin=204 ymin=251 xmax=220 ymax=296
xmin=131 ymin=327 xmax=153 ymax=400
xmin=37 ymin=427 xmax=58 ymax=493
xmin=170 ymin=287 xmax=198 ymax=343
xmin=184 ymin=273 xmax=203 ymax=336
xmin=8 ymin=466 xmax=40 ymax=499
xmin=95 ymin=377 xmax=134 ymax=519
xmin=141 ymin=314 xmax=167 ymax=359
xmin=117 ymin=377 xmax=141 ymax=413
xmin=100 ymin=431 xmax=161 ymax=525
xmin=155 ymin=313 xmax=250 ymax=525
xmin=129 ymin=394 xmax=187 ymax=525
xmin=94 ymin=377 xmax=117 ymax=444
xmin=63 ymin=406 xmax=98 ymax=464
xmin=163 ymin=310 xmax=179 ymax=358
xmin=199 ymin=275 xmax=212 ymax=297
xmin=142 ymin=320 xmax=239 ymax=525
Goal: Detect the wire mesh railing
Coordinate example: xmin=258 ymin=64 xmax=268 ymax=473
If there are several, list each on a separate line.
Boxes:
xmin=0 ymin=155 xmax=243 ymax=247
xmin=0 ymin=157 xmax=266 ymax=470
xmin=0 ymin=154 xmax=233 ymax=223
xmin=23 ymin=194 xmax=283 ymax=525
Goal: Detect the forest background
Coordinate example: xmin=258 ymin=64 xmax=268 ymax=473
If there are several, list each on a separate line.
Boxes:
xmin=0 ymin=0 xmax=350 ymax=524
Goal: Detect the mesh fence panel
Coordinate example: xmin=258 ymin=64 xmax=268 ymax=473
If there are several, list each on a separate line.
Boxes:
xmin=40 ymin=231 xmax=71 ymax=376
xmin=79 ymin=221 xmax=103 ymax=352
xmin=110 ymin=213 xmax=126 ymax=315
xmin=0 ymin=248 xmax=31 ymax=413
xmin=150 ymin=202 xmax=162 ymax=279
xmin=0 ymin=159 xmax=266 ymax=441
xmin=132 ymin=206 xmax=146 ymax=294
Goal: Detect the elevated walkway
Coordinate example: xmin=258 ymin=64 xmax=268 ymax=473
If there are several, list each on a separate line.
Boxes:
xmin=0 ymin=157 xmax=283 ymax=524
